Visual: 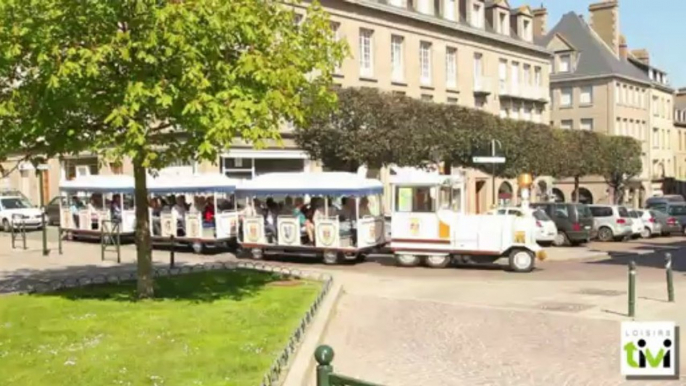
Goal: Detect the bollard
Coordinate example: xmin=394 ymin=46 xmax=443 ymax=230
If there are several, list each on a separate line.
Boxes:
xmin=315 ymin=345 xmax=334 ymax=386
xmin=628 ymin=260 xmax=636 ymax=318
xmin=169 ymin=235 xmax=175 ymax=268
xmin=666 ymin=253 xmax=674 ymax=302
xmin=58 ymin=225 xmax=63 ymax=255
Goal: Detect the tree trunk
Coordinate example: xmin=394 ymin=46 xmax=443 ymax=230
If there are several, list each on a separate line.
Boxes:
xmin=573 ymin=176 xmax=580 ymax=203
xmin=133 ymin=156 xmax=154 ymax=298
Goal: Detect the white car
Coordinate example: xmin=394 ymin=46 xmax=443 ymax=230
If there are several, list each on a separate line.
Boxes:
xmin=0 ymin=196 xmax=44 ymax=232
xmin=633 ymin=209 xmax=662 ymax=238
xmin=627 ymin=209 xmax=644 ymax=238
xmin=487 ymin=207 xmax=558 ymax=245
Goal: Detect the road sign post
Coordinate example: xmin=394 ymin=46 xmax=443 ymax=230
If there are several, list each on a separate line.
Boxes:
xmin=472 ymin=140 xmax=506 ymax=207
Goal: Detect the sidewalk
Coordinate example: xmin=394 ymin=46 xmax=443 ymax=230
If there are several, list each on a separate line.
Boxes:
xmin=314 ymin=271 xmax=686 ymax=386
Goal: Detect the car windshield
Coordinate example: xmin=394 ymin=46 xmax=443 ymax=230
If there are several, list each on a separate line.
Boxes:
xmin=575 ymin=204 xmax=592 ymax=218
xmin=618 ymin=207 xmax=630 ymax=217
xmin=532 ymin=209 xmax=551 ymax=221
xmin=667 ymin=205 xmax=686 ymax=216
xmin=0 ymin=198 xmax=32 ymax=209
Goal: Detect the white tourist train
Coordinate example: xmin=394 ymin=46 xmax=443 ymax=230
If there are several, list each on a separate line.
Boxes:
xmin=58 ymin=173 xmax=240 ymax=253
xmin=389 ymin=167 xmax=545 ymax=272
xmin=58 ymin=168 xmax=544 ymax=271
xmin=235 ymin=172 xmax=386 ymax=264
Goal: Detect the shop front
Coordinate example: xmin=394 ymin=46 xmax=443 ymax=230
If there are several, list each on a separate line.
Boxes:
xmin=219 ymin=149 xmax=314 ymax=180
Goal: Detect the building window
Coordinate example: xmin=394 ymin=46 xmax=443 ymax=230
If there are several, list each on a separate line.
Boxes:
xmin=510 ymin=102 xmax=519 ymax=120
xmin=558 ymin=54 xmax=570 ymax=73
xmin=560 ymin=120 xmax=573 ymax=130
xmin=359 ymin=28 xmax=374 ymax=78
xmin=497 ymin=11 xmax=508 ymax=34
xmin=522 ymin=64 xmax=531 ymax=86
xmin=580 ymin=86 xmax=593 ymax=105
xmin=421 ymin=94 xmax=433 ymax=102
xmin=500 ymin=105 xmax=508 ymax=118
xmin=534 ymin=66 xmax=542 ymax=86
xmin=443 ymin=0 xmax=456 ymax=21
xmin=653 ymin=128 xmax=659 ymax=148
xmin=615 ymin=117 xmax=621 ymax=135
xmin=498 ymin=59 xmax=507 ymax=93
xmin=419 ymin=41 xmax=432 ymax=85
xmin=622 ymin=85 xmax=627 ymax=105
xmin=330 ymin=22 xmax=341 ymax=74
xmin=445 ymin=47 xmax=457 ymax=88
xmin=652 ymin=96 xmax=659 ymax=116
xmin=580 ymin=118 xmax=593 ymax=131
xmin=391 ymin=35 xmax=404 ymax=82
xmin=447 ymin=97 xmax=458 ymax=104
xmin=417 ymin=0 xmax=431 ymax=15
xmin=522 ymin=104 xmax=532 ymax=121
xmin=522 ymin=19 xmax=532 ymax=41
xmin=560 ymin=88 xmax=572 ymax=107
xmin=510 ymin=62 xmax=519 ymax=94
xmin=532 ymin=108 xmax=541 ymax=123
xmin=471 ymin=2 xmax=484 ymax=29
xmin=392 ymin=90 xmax=406 ymax=96
xmin=615 ymin=83 xmax=620 ymax=104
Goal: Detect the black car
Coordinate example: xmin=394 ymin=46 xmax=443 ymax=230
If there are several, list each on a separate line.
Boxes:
xmin=530 ymin=202 xmax=594 ymax=246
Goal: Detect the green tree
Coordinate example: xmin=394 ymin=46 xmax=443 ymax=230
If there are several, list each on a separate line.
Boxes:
xmin=599 ymin=135 xmax=643 ymax=204
xmin=551 ymin=130 xmax=604 ymax=202
xmin=0 ymin=0 xmax=345 ymax=297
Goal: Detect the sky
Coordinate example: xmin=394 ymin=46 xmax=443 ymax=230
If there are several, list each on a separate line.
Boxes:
xmin=510 ymin=0 xmax=686 ymax=88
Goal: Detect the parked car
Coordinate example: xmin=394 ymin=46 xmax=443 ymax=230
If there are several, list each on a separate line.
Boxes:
xmin=530 ymin=203 xmax=593 ymax=246
xmin=664 ymin=204 xmax=686 ymax=235
xmin=486 ymin=207 xmax=558 ymax=245
xmin=588 ymin=205 xmax=633 ymax=242
xmin=633 ymin=209 xmax=662 ymax=238
xmin=0 ymin=196 xmax=44 ymax=232
xmin=645 ymin=195 xmax=685 ymax=211
xmin=627 ymin=209 xmax=644 ymax=238
xmin=652 ymin=210 xmax=682 ymax=235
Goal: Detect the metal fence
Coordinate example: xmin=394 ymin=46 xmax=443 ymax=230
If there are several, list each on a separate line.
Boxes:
xmin=315 ymin=345 xmax=383 ymax=386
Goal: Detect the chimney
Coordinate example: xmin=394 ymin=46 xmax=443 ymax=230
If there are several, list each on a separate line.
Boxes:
xmin=618 ymin=34 xmax=627 ymax=59
xmin=532 ymin=5 xmax=547 ymax=37
xmin=631 ymin=49 xmax=650 ymax=65
xmin=589 ymin=0 xmax=620 ymax=56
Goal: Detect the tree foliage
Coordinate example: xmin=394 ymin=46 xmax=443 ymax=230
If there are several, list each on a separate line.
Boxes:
xmin=296 ymin=87 xmax=644 ymax=191
xmin=0 ymin=0 xmax=345 ymax=297
xmin=600 ymin=135 xmax=643 ymax=204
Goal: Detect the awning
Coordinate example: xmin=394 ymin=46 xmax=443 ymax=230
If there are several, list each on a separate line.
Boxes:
xmin=221 ymin=149 xmax=308 ymax=160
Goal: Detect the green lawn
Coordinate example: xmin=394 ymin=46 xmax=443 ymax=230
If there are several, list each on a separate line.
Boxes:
xmin=0 ymin=269 xmax=321 ymax=386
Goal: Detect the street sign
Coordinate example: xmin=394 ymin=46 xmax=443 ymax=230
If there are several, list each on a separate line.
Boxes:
xmin=472 ymin=156 xmax=506 ymax=164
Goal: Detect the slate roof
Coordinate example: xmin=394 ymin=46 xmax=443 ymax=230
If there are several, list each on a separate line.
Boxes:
xmin=537 ymin=12 xmax=650 ymax=84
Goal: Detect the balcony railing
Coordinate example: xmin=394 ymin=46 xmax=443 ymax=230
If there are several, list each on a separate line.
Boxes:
xmin=473 ymin=76 xmax=492 ymax=95
xmin=499 ymin=83 xmax=549 ymax=102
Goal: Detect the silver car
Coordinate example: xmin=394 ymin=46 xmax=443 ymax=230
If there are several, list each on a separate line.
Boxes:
xmin=588 ymin=205 xmax=633 ymax=242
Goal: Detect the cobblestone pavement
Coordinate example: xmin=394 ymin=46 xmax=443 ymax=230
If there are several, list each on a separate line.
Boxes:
xmin=323 ymin=294 xmax=685 ymax=386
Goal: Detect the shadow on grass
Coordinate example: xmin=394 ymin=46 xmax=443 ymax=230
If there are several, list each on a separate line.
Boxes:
xmin=1 ymin=262 xmax=292 ymax=303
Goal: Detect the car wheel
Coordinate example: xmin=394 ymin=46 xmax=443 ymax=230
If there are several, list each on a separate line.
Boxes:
xmin=598 ymin=227 xmax=613 ymax=242
xmin=2 ymin=219 xmax=10 ymax=233
xmin=508 ymin=249 xmax=535 ymax=273
xmin=424 ymin=255 xmax=450 ymax=269
xmin=395 ymin=254 xmax=420 ymax=267
xmin=322 ymin=251 xmax=341 ymax=265
xmin=641 ymin=227 xmax=652 ymax=239
xmin=552 ymin=231 xmax=569 ymax=247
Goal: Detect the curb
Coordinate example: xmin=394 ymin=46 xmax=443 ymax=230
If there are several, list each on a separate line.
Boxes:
xmin=281 ymin=279 xmax=344 ymax=386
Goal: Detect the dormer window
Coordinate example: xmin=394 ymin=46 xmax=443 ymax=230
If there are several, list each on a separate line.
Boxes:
xmin=443 ymin=0 xmax=456 ymax=21
xmin=388 ymin=0 xmax=403 ymax=7
xmin=471 ymin=2 xmax=484 ymax=29
xmin=522 ymin=19 xmax=532 ymax=41
xmin=558 ymin=54 xmax=571 ymax=73
xmin=417 ymin=0 xmax=431 ymax=15
xmin=497 ymin=11 xmax=508 ymax=35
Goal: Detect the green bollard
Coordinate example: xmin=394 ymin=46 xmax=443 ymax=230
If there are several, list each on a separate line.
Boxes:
xmin=628 ymin=260 xmax=636 ymax=318
xmin=666 ymin=253 xmax=674 ymax=302
xmin=315 ymin=345 xmax=334 ymax=386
